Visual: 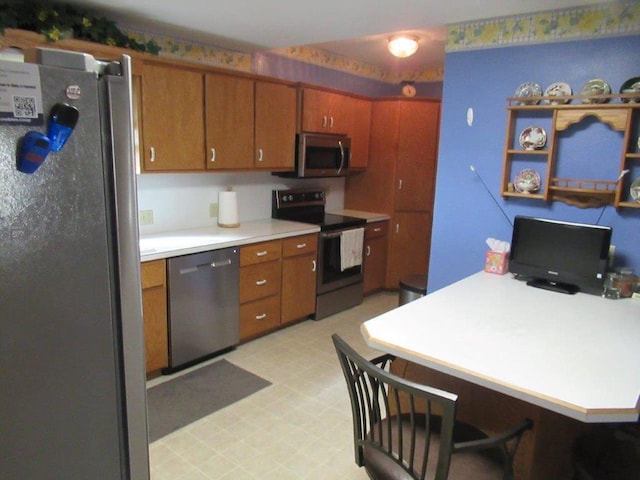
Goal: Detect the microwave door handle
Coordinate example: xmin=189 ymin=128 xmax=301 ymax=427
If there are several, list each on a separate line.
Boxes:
xmin=337 ymin=140 xmax=345 ymax=175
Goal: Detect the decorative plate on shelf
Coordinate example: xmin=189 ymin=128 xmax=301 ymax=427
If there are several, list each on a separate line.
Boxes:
xmin=630 ymin=178 xmax=640 ymax=203
xmin=518 ymin=126 xmax=547 ymax=150
xmin=543 ymin=82 xmax=572 ymax=104
xmin=579 ymin=79 xmax=611 ymax=103
xmin=513 ymin=169 xmax=541 ymax=194
xmin=514 ymin=82 xmax=542 ymax=104
xmin=620 ymin=76 xmax=640 ymax=103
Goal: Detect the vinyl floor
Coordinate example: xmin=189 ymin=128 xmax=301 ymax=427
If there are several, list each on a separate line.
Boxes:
xmin=147 ymin=290 xmax=398 ymax=479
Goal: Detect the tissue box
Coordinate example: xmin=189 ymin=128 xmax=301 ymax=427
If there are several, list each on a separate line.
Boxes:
xmin=485 ymin=251 xmax=509 ymax=275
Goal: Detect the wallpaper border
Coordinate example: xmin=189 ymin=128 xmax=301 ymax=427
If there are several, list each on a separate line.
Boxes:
xmin=447 ymin=1 xmax=640 ymax=52
xmin=122 ymin=2 xmax=640 ymax=84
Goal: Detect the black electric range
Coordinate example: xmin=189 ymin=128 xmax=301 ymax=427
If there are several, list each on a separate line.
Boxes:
xmin=272 ymin=188 xmax=366 ymax=320
xmin=271 ymin=188 xmax=366 ymax=231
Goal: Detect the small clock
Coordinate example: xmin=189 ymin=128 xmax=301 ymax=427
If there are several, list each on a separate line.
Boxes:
xmin=402 ymin=84 xmax=416 ymax=97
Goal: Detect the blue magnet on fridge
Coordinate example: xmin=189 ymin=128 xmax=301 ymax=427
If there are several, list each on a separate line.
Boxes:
xmin=17 ymin=131 xmax=52 ymax=173
xmin=48 ymin=103 xmax=79 ymax=152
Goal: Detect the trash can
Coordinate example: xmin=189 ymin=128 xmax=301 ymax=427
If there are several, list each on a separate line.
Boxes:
xmin=399 ymin=274 xmax=427 ymax=306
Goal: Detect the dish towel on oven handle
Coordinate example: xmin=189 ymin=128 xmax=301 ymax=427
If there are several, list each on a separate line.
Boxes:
xmin=340 ymin=227 xmax=365 ymax=271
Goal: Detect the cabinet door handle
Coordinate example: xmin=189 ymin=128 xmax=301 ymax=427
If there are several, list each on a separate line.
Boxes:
xmin=398 ymin=179 xmax=403 ymax=190
xmin=296 ymin=243 xmax=307 ymax=249
xmin=373 ymin=227 xmax=381 ymax=232
xmin=257 ymin=148 xmax=263 ymax=162
xmin=210 ymin=148 xmax=216 ymax=163
xmin=256 ymin=251 xmax=268 ymax=257
xmin=395 ymin=224 xmax=400 ymax=234
xmin=312 ymin=260 xmax=316 ymax=272
xmin=329 ymin=116 xmax=334 ymax=128
xmin=255 ymin=313 xmax=267 ymax=320
xmin=322 ymin=115 xmax=328 ymax=128
xmin=256 ymin=279 xmax=267 ymax=286
xmin=366 ymin=245 xmax=371 ymax=257
xmin=149 ymin=147 xmax=155 ymax=162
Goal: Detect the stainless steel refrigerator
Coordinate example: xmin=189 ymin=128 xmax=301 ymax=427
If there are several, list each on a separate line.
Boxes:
xmin=0 ymin=49 xmax=149 ymax=479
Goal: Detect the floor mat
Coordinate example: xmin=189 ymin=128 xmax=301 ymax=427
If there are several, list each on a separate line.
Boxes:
xmin=146 ymin=359 xmax=271 ymax=442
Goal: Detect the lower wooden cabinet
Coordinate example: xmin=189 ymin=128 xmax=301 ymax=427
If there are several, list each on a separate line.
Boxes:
xmin=239 ymin=239 xmax=282 ymax=341
xmin=239 ymin=294 xmax=281 ymax=340
xmin=141 ymin=234 xmax=318 ymax=351
xmin=386 ymin=212 xmax=431 ymax=290
xmin=140 ymin=260 xmax=168 ymax=374
xmin=281 ymin=234 xmax=318 ymax=325
xmin=363 ymin=221 xmax=388 ymax=295
xmin=239 ymin=233 xmax=318 ymax=341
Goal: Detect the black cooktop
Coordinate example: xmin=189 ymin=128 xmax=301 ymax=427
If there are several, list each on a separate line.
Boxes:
xmin=272 ymin=189 xmax=366 ymax=232
xmin=288 ymin=212 xmax=366 ymax=231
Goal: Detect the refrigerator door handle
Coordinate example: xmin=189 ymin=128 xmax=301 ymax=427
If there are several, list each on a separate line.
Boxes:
xmin=104 ymin=54 xmax=150 ymax=480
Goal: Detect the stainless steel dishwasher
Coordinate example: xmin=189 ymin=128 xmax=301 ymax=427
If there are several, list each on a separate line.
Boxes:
xmin=165 ymin=247 xmax=239 ymax=372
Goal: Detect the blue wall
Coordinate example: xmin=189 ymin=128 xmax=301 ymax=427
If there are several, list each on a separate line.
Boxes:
xmin=429 ymin=35 xmax=640 ymax=293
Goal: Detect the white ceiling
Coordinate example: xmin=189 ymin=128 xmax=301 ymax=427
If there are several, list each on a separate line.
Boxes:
xmin=66 ymin=0 xmax=604 ymax=75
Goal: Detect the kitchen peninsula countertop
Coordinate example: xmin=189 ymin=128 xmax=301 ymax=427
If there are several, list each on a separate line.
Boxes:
xmin=139 ymin=219 xmax=319 ymax=262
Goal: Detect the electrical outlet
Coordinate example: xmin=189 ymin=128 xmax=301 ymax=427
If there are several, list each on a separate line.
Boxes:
xmin=139 ymin=209 xmax=154 ymax=226
xmin=209 ymin=203 xmax=218 ymax=217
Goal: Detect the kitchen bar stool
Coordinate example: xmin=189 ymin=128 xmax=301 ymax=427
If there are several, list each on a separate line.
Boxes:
xmin=399 ymin=274 xmax=428 ymax=305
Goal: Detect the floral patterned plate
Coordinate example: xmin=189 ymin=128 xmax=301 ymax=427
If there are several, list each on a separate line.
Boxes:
xmin=518 ymin=126 xmax=547 ymax=150
xmin=544 ymin=82 xmax=572 ymax=104
xmin=514 ymin=82 xmax=542 ymax=105
xmin=513 ymin=169 xmax=541 ymax=194
xmin=579 ymin=79 xmax=611 ymax=103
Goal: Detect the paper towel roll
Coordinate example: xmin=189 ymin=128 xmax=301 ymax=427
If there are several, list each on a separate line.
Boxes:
xmin=218 ymin=191 xmax=239 ymax=227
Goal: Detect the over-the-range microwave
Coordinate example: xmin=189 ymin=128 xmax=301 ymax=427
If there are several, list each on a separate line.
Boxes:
xmin=274 ymin=132 xmax=351 ymax=178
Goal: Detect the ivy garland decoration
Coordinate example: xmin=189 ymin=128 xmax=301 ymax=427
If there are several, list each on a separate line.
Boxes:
xmin=0 ymin=0 xmax=160 ymax=54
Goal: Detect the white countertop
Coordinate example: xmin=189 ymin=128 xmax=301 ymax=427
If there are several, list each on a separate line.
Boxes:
xmin=139 ymin=210 xmax=388 ymax=262
xmin=139 ymin=218 xmax=319 ymax=262
xmin=362 ymin=271 xmax=640 ymax=423
xmin=329 ymin=209 xmax=390 ymax=223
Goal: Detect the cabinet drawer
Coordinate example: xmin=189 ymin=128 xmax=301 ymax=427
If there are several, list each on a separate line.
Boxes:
xmin=365 ymin=221 xmax=388 ymax=239
xmin=141 ymin=260 xmax=166 ymax=289
xmin=282 ymin=234 xmax=318 ymax=258
xmin=240 ymin=240 xmax=282 ymax=266
xmin=240 ymin=261 xmax=282 ymax=303
xmin=240 ymin=294 xmax=280 ymax=340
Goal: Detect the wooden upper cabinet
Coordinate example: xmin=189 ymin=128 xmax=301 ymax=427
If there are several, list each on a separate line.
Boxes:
xmin=301 ymin=88 xmax=352 ymax=133
xmin=205 ymin=73 xmax=254 ymax=170
xmin=395 ymin=101 xmax=441 ymax=211
xmin=138 ymin=61 xmax=296 ymax=173
xmin=140 ymin=62 xmax=205 ymax=171
xmin=254 ymin=81 xmax=296 ymax=169
xmin=301 ymin=87 xmax=371 ymax=168
xmin=349 ymin=96 xmax=372 ymax=169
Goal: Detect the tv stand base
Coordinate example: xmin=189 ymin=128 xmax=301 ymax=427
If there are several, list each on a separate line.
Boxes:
xmin=526 ymin=278 xmax=579 ymax=295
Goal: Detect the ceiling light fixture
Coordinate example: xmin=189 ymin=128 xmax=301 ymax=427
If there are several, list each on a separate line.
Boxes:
xmin=387 ymin=35 xmax=419 ymax=58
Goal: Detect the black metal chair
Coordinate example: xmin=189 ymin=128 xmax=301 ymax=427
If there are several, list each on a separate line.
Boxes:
xmin=332 ymin=334 xmax=532 ymax=480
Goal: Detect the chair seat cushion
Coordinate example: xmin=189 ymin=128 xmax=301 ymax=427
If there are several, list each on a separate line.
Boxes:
xmin=363 ymin=415 xmax=504 ymax=480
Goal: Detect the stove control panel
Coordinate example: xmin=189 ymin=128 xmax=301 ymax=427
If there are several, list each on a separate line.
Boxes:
xmin=273 ymin=188 xmax=325 ymax=209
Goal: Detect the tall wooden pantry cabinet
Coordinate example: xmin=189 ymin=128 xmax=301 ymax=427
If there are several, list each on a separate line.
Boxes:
xmin=345 ymin=98 xmax=440 ymax=290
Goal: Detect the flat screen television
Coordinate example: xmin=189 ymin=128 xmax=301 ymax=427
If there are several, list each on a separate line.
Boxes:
xmin=509 ymin=216 xmax=612 ymax=295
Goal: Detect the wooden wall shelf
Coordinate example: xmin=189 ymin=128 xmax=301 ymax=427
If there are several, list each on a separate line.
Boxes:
xmin=501 ymin=92 xmax=640 ymax=209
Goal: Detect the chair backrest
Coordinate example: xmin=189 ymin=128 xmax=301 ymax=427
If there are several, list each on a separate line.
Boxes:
xmin=332 ymin=334 xmax=459 ymax=480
